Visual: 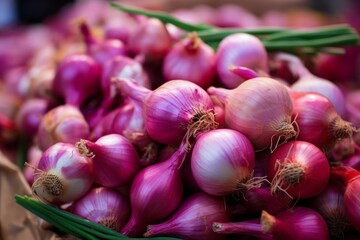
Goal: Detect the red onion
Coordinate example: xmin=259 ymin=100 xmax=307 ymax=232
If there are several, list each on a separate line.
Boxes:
xmin=163 ymin=33 xmax=215 ymax=89
xmin=72 ymin=187 xmax=130 ymax=232
xmin=114 ymin=78 xmax=217 ymax=149
xmin=331 ymin=166 xmax=360 ymax=231
xmin=261 ymin=207 xmax=329 ymax=239
xmin=76 ymin=134 xmax=140 ymax=188
xmin=52 ymin=53 xmax=101 ymax=107
xmin=276 ymin=53 xmax=346 ymax=117
xmin=267 ymin=141 xmax=330 ymax=199
xmin=90 ymin=99 xmax=135 ymax=140
xmin=215 ymin=33 xmax=268 ymax=88
xmin=121 ymin=142 xmax=187 ymax=237
xmin=89 ymin=55 xmax=150 ymax=127
xmin=90 ymin=98 xmax=157 ymax=167
xmin=127 ymin=18 xmax=172 ymax=60
xmin=36 ymin=105 xmax=90 ymax=151
xmin=208 ymin=77 xmax=297 ymax=151
xmin=291 ymin=92 xmax=355 ymax=152
xmin=261 ymin=207 xmax=329 ymax=240
xmin=15 ymin=98 xmax=51 ymax=138
xmin=24 ymin=145 xmax=43 ymax=186
xmin=214 ymin=207 xmax=329 ymax=239
xmin=191 ymin=129 xmax=258 ymax=196
xmin=309 ymin=181 xmax=351 ymax=239
xmin=144 ymin=192 xmax=229 ymax=240
xmin=79 ymin=20 xmax=127 ymax=65
xmin=32 ymin=143 xmax=94 ymax=205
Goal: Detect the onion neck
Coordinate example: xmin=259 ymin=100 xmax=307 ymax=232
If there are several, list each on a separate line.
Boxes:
xmin=229 ymin=66 xmax=260 ymax=80
xmin=213 ymin=220 xmax=272 ymax=240
xmin=112 ymin=77 xmax=150 ymax=104
xmin=184 ymin=32 xmax=201 ymax=52
xmin=144 ymin=223 xmax=175 ymax=237
xmin=167 ymin=140 xmax=188 ymax=169
xmin=261 ymin=210 xmax=293 ymax=238
xmin=75 ymin=139 xmax=95 ymax=158
xmin=79 ymin=20 xmax=96 ymax=47
xmin=276 ymin=53 xmax=311 ymax=78
xmin=207 ymin=87 xmax=229 ymax=106
xmin=121 ymin=216 xmax=146 ymax=237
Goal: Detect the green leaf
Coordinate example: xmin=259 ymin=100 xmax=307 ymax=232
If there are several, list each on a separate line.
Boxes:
xmin=15 ymin=195 xmax=182 ymax=240
xmin=110 ymin=2 xmax=212 ymax=31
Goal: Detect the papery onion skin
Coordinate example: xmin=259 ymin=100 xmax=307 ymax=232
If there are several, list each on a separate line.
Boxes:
xmin=76 ymin=134 xmax=140 ymax=188
xmin=145 ymin=192 xmax=229 ymax=240
xmin=267 ymin=141 xmax=330 ymax=199
xmin=261 ymin=207 xmax=329 ymax=240
xmin=163 ymin=33 xmax=215 ymax=89
xmin=191 ymin=129 xmax=255 ymax=196
xmin=216 ymin=33 xmax=268 ymax=89
xmin=208 ymin=77 xmax=297 ymax=151
xmin=32 ymin=143 xmax=94 ymax=205
xmin=36 ymin=105 xmax=90 ymax=151
xmin=72 ymin=187 xmax=130 ymax=232
xmin=121 ymin=142 xmax=187 ymax=237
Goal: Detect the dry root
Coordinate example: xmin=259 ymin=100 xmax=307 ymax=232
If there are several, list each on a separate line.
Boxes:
xmin=75 ymin=139 xmax=95 ymax=158
xmin=269 ymin=116 xmax=298 ymax=153
xmin=184 ymin=108 xmax=218 ymax=152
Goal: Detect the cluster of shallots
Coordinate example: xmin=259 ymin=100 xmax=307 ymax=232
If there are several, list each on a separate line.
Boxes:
xmin=1 ymin=0 xmax=360 ymax=239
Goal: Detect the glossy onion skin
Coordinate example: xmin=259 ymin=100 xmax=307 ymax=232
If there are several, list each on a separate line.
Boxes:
xmin=191 ymin=129 xmax=255 ymax=196
xmin=267 ymin=141 xmax=330 ymax=199
xmin=144 ymin=80 xmax=214 ymax=145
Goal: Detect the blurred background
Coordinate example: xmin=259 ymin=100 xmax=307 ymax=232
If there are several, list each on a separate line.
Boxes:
xmin=0 ymin=0 xmax=356 ymax=28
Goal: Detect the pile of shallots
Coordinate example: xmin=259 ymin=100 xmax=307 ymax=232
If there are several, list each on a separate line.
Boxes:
xmin=1 ymin=1 xmax=360 ymax=239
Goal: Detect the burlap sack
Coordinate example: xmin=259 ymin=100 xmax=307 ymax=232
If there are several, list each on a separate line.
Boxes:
xmin=0 ymin=151 xmax=57 ymax=240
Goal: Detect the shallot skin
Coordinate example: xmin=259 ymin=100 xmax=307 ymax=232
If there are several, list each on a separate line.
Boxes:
xmin=33 ymin=143 xmax=94 ymax=205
